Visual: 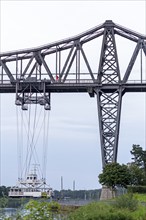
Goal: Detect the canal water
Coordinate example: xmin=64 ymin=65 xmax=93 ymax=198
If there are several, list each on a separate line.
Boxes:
xmin=0 ymin=208 xmax=17 ymax=219
xmin=0 ymin=208 xmax=65 ymax=219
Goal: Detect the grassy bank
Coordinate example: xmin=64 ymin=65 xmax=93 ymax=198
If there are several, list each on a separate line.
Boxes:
xmin=65 ymin=194 xmax=146 ymax=220
xmin=66 ymin=202 xmax=146 ymax=220
xmin=133 ymin=193 xmax=146 ymax=203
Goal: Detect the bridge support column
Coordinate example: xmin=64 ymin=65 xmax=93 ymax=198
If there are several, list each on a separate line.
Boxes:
xmin=100 ymin=186 xmax=115 ymax=200
xmin=96 ymin=88 xmax=123 ymax=167
xmin=96 ymin=21 xmax=123 ymax=167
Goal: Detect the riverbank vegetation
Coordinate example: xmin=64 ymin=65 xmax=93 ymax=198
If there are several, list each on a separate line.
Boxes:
xmin=66 ymin=194 xmax=146 ymax=220
xmin=1 ymin=193 xmax=146 ymax=220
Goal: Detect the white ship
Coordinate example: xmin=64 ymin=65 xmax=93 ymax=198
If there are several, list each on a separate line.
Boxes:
xmin=9 ymin=167 xmax=54 ymax=198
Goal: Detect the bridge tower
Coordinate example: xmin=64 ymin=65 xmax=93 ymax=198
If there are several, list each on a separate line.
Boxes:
xmin=96 ymin=21 xmax=122 ymax=167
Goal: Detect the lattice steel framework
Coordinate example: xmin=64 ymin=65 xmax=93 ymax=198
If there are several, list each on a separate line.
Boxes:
xmin=96 ymin=25 xmax=122 ymax=166
xmin=0 ymin=20 xmax=146 ymax=167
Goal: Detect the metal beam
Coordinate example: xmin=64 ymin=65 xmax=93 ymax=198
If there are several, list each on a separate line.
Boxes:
xmin=21 ymin=54 xmax=35 ymax=78
xmin=62 ymin=49 xmax=77 ymax=83
xmin=38 ymin=53 xmax=55 ymax=82
xmin=142 ymin=41 xmax=146 ymax=56
xmin=0 ymin=61 xmax=15 ymax=82
xmin=123 ymin=41 xmax=141 ymax=83
xmin=60 ymin=45 xmax=75 ymax=79
xmin=79 ymin=44 xmax=95 ymax=82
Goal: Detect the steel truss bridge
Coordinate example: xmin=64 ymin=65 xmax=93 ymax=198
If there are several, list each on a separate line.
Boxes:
xmin=0 ymin=20 xmax=146 ymax=167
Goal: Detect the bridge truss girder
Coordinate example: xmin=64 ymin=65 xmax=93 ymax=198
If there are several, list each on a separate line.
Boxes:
xmin=0 ymin=20 xmax=146 ymax=85
xmin=0 ymin=20 xmax=146 ymax=168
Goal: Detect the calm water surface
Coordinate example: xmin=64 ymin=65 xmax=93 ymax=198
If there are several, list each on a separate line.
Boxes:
xmin=0 ymin=208 xmax=64 ymax=219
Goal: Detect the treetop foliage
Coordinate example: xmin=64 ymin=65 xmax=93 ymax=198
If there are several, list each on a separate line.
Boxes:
xmin=130 ymin=144 xmax=146 ymax=174
xmin=98 ymin=144 xmax=146 ymax=189
xmin=98 ymin=162 xmax=131 ymax=189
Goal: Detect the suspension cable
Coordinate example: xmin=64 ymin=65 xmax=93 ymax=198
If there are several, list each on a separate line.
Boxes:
xmin=16 ymin=106 xmax=20 ymax=180
xmin=42 ymin=109 xmax=46 ymax=179
xmin=144 ymin=0 xmax=146 ymax=150
xmin=20 ymin=104 xmax=44 ymax=179
xmin=27 ymin=104 xmax=38 ymax=176
xmin=31 ymin=107 xmax=47 ymax=178
xmin=42 ymin=110 xmax=50 ymax=181
xmin=16 ymin=99 xmax=51 ymax=183
xmin=25 ymin=103 xmax=31 ymax=178
xmin=20 ymin=107 xmax=24 ymax=180
xmin=0 ymin=94 xmax=1 ymax=186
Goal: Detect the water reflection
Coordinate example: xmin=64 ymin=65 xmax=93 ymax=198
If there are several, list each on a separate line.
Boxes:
xmin=0 ymin=208 xmax=64 ymax=219
xmin=0 ymin=208 xmax=17 ymax=219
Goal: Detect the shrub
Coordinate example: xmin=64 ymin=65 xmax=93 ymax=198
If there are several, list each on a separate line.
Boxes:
xmin=0 ymin=197 xmax=8 ymax=208
xmin=127 ymin=186 xmax=146 ymax=194
xmin=23 ymin=200 xmax=60 ymax=220
xmin=133 ymin=193 xmax=146 ymax=202
xmin=67 ymin=202 xmax=133 ymax=220
xmin=114 ymin=193 xmax=138 ymax=211
xmin=131 ymin=206 xmax=146 ymax=220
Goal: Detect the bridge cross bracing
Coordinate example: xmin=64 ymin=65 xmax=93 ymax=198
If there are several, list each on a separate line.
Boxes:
xmin=0 ymin=20 xmax=146 ymax=167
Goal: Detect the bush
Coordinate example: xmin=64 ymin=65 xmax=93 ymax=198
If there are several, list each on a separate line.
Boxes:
xmin=133 ymin=193 xmax=146 ymax=202
xmin=23 ymin=200 xmax=60 ymax=220
xmin=67 ymin=202 xmax=133 ymax=220
xmin=114 ymin=193 xmax=138 ymax=211
xmin=0 ymin=197 xmax=8 ymax=208
xmin=131 ymin=206 xmax=146 ymax=220
xmin=127 ymin=186 xmax=146 ymax=194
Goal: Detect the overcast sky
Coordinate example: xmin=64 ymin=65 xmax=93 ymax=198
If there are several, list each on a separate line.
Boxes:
xmin=0 ymin=0 xmax=146 ymax=190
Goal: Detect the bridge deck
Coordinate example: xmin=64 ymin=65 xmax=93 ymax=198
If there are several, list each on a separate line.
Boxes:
xmin=0 ymin=81 xmax=145 ymax=93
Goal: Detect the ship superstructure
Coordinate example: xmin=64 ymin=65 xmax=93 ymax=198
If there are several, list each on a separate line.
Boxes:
xmin=9 ymin=165 xmax=53 ymax=198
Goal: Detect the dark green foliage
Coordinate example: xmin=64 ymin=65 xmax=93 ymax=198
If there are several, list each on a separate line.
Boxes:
xmin=0 ymin=197 xmax=8 ymax=208
xmin=98 ymin=163 xmax=131 ymax=189
xmin=0 ymin=185 xmax=10 ymax=197
xmin=131 ymin=144 xmax=146 ymax=176
xmin=127 ymin=185 xmax=146 ymax=193
xmin=128 ymin=164 xmax=145 ymax=185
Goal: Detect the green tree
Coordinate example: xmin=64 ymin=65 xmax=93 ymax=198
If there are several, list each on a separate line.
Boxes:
xmin=130 ymin=144 xmax=146 ymax=175
xmin=128 ymin=163 xmax=145 ymax=186
xmin=130 ymin=144 xmax=146 ymax=185
xmin=98 ymin=163 xmax=131 ymax=189
xmin=0 ymin=186 xmax=10 ymax=197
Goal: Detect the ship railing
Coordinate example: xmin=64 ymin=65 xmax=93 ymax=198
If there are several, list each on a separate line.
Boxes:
xmin=9 ymin=191 xmax=23 ymax=196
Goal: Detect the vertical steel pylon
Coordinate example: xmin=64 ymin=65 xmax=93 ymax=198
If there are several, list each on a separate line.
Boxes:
xmin=96 ymin=21 xmax=123 ymax=167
